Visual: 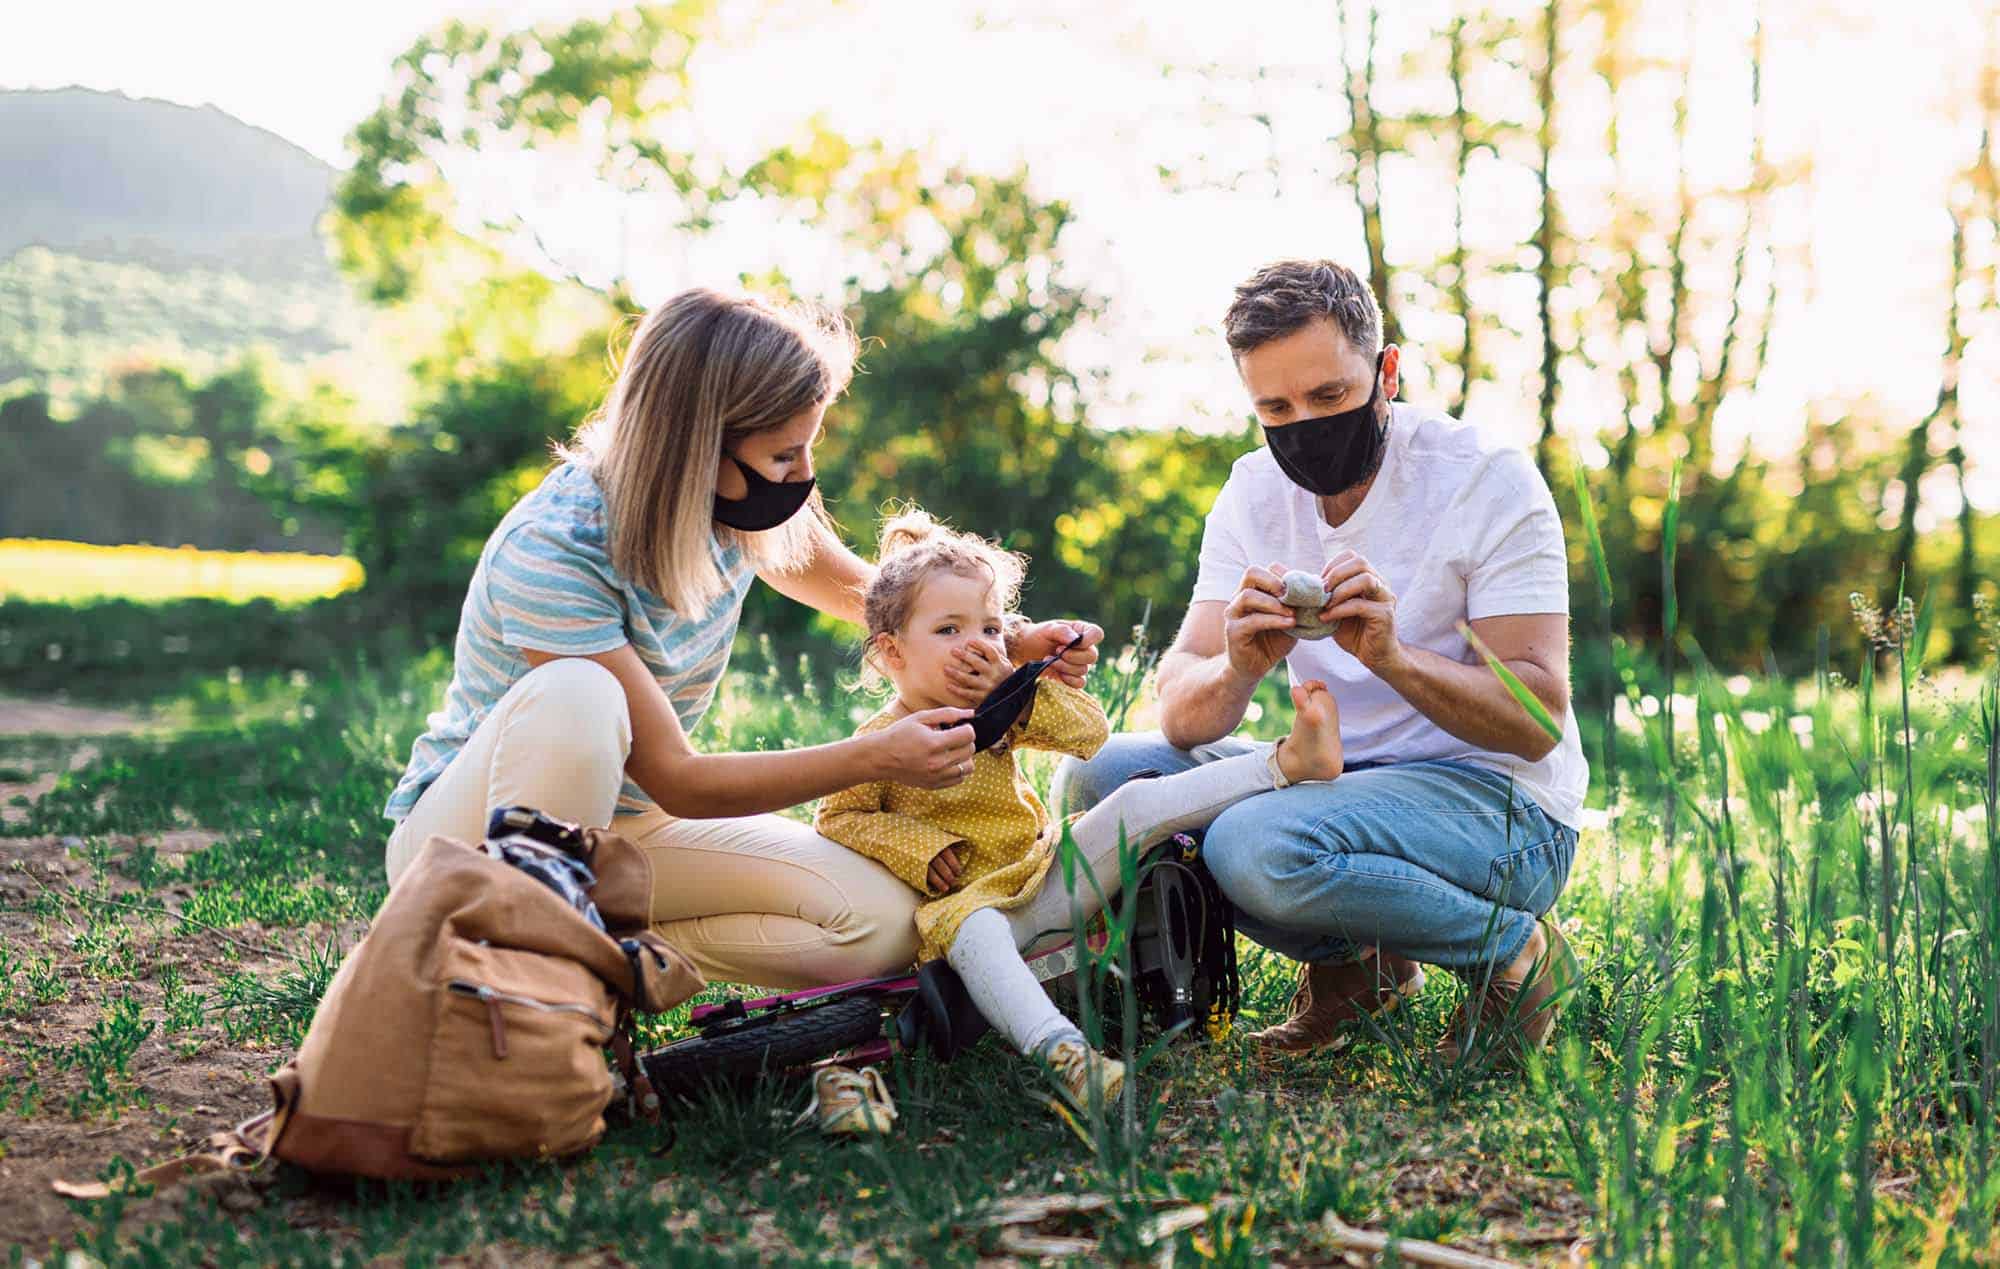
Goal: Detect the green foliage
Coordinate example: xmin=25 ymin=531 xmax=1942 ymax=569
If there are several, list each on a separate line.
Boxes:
xmin=0 ymin=594 xmax=405 ymax=701
xmin=0 ymin=366 xmax=343 ymax=553
xmin=10 ymin=7 xmax=1992 ymax=674
xmin=333 ymin=3 xmax=716 ymax=305
xmin=0 ymin=616 xmax=1984 ymax=1248
xmin=3 ymin=593 xmax=1999 ymax=1259
xmin=0 ymin=248 xmax=359 ymax=403
xmin=295 ymin=355 xmax=609 ymax=638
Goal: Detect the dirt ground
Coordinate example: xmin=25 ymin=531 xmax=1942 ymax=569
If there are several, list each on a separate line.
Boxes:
xmin=0 ymin=696 xmax=152 ymax=739
xmin=0 ymin=702 xmax=348 ymax=1255
xmin=0 ymin=827 xmax=338 ymax=1253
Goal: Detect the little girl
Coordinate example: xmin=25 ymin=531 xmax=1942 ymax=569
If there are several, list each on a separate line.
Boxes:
xmin=816 ymin=508 xmax=1344 ymax=1111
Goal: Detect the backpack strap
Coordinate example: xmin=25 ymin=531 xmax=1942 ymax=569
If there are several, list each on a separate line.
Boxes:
xmin=51 ymin=1070 xmax=295 ymax=1199
xmin=608 ymin=1018 xmax=662 ymax=1124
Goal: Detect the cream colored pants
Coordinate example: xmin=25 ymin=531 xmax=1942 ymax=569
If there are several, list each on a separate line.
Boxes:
xmin=383 ymin=659 xmax=920 ymax=988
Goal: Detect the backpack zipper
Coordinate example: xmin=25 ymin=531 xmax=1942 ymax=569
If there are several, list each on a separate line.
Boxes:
xmin=446 ymin=980 xmax=613 ymax=1060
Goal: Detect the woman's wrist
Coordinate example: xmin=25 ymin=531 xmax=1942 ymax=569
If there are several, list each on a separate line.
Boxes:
xmin=849 ymin=729 xmax=892 ymax=783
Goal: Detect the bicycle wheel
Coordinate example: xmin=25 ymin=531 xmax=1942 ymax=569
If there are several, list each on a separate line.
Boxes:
xmin=641 ymin=994 xmax=887 ymax=1099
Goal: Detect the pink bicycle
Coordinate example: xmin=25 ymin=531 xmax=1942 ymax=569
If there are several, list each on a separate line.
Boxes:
xmin=638 ymin=832 xmax=1239 ymax=1099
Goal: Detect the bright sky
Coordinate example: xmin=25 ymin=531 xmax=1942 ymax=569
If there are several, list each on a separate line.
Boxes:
xmin=5 ymin=0 xmax=1995 ymax=514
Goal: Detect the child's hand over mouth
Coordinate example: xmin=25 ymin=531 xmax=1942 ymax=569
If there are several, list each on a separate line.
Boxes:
xmin=943 ymin=638 xmax=1011 ymax=706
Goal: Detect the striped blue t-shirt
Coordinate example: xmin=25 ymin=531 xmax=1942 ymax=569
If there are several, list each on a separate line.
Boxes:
xmin=384 ymin=461 xmax=756 ymax=822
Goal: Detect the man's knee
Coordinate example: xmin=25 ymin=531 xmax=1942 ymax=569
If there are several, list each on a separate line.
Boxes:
xmin=1202 ymin=799 xmax=1324 ymax=928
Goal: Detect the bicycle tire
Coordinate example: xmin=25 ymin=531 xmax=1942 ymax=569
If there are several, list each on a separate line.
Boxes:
xmin=642 ymin=994 xmax=887 ymax=1098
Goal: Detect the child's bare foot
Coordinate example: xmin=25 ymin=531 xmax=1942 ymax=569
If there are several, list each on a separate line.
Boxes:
xmin=1275 ymin=680 xmax=1343 ymax=783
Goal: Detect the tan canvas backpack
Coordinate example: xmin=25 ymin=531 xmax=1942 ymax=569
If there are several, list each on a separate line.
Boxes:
xmin=56 ymin=823 xmax=702 ymax=1196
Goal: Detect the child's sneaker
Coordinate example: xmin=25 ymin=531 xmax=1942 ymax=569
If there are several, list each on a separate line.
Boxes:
xmin=794 ymin=1064 xmax=897 ymax=1135
xmin=1039 ymin=1037 xmax=1126 ymax=1111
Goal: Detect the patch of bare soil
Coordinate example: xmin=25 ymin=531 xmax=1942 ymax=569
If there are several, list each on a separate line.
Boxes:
xmin=2 ymin=744 xmax=101 ymax=830
xmin=0 ymin=829 xmax=363 ymax=1256
xmin=0 ymin=697 xmax=151 ymax=739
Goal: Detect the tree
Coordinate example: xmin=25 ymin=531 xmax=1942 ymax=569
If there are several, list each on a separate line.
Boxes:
xmin=323 ymin=5 xmax=1243 ymax=643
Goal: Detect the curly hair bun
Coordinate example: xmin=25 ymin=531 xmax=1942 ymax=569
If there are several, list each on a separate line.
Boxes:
xmin=877 ymin=505 xmax=946 ymax=558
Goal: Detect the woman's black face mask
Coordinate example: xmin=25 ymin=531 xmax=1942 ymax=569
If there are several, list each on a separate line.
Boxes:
xmin=1261 ymin=350 xmax=1388 ymax=497
xmin=968 ymin=632 xmax=1085 ymax=752
xmin=713 ymin=453 xmax=815 ymax=532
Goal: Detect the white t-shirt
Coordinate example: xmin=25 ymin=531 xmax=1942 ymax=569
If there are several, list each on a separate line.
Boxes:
xmin=1191 ymin=402 xmax=1588 ymax=828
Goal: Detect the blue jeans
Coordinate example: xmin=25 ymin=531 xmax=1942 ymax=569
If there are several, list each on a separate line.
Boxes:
xmin=1052 ymin=733 xmax=1577 ymax=971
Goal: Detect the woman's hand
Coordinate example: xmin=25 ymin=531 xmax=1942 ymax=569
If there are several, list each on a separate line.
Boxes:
xmin=872 ymin=707 xmax=978 ymax=788
xmin=927 ymin=845 xmax=965 ymax=893
xmin=1010 ymin=619 xmax=1104 ymax=688
xmin=943 ymin=639 xmax=1011 ymax=706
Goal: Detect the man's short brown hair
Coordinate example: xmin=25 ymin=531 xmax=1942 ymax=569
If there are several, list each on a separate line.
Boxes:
xmin=1223 ymin=259 xmax=1382 ymax=359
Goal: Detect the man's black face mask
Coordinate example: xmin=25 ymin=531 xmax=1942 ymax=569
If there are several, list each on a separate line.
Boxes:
xmin=968 ymin=632 xmax=1084 ymax=752
xmin=1261 ymin=349 xmax=1389 ymax=497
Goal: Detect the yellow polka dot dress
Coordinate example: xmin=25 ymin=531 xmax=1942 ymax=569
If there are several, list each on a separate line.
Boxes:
xmin=815 ymin=680 xmax=1111 ymax=963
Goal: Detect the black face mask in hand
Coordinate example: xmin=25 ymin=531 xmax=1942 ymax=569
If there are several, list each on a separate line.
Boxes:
xmin=713 ymin=452 xmax=816 ymax=532
xmin=967 ymin=631 xmax=1086 ymax=752
xmin=1261 ymin=349 xmax=1389 ymax=497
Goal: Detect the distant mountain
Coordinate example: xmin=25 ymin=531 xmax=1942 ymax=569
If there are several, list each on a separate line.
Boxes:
xmin=0 ymin=88 xmax=369 ymax=398
xmin=0 ymin=87 xmax=336 ymax=277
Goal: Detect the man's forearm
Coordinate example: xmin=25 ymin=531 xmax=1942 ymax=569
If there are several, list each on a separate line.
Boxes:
xmin=1156 ymin=652 xmax=1262 ymax=749
xmin=1375 ymin=646 xmax=1564 ymax=761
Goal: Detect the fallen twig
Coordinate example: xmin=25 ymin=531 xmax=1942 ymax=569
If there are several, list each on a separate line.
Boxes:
xmin=1320 ymin=1214 xmax=1522 ymax=1268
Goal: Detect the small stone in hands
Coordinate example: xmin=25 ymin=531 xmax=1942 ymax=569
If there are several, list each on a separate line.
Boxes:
xmin=1280 ymin=570 xmax=1340 ymax=640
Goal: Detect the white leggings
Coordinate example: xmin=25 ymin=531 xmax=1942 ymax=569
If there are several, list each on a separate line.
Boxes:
xmin=946 ymin=743 xmax=1280 ymax=1055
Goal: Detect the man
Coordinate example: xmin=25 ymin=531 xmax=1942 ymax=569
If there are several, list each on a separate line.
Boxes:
xmin=1055 ymin=259 xmax=1587 ymax=1062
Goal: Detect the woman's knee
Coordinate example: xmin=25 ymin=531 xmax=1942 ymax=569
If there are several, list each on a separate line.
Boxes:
xmin=506 ymin=658 xmax=632 ymax=754
xmin=773 ymin=831 xmax=923 ymax=981
xmin=817 ymin=861 xmax=922 ymax=979
xmin=809 ymin=890 xmax=921 ymax=981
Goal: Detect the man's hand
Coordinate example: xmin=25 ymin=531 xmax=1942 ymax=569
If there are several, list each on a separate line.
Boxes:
xmin=1319 ymin=551 xmax=1404 ymax=673
xmin=927 ymin=845 xmax=965 ymax=893
xmin=1010 ymin=619 xmax=1104 ymax=688
xmin=942 ymin=639 xmax=1010 ymax=706
xmin=1223 ymin=564 xmax=1300 ymax=681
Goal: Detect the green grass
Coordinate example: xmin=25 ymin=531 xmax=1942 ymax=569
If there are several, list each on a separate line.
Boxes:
xmin=4 ymin=585 xmax=1999 ymax=1263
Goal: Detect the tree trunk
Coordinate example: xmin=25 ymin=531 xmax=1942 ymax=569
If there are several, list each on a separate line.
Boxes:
xmin=1533 ymin=0 xmax=1562 ymax=480
xmin=1886 ymin=171 xmax=1969 ymax=605
xmin=1447 ymin=10 xmax=1475 ymax=417
xmin=1337 ymin=0 xmax=1402 ymax=347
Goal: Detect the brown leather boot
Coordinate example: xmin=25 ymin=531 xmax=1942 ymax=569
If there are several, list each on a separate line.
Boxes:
xmin=1248 ymin=948 xmax=1426 ymax=1054
xmin=1437 ymin=917 xmax=1579 ymax=1066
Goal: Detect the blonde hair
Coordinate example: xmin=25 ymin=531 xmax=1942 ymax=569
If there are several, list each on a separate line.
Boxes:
xmin=861 ymin=506 xmax=1026 ymax=691
xmin=557 ymin=288 xmax=858 ymax=618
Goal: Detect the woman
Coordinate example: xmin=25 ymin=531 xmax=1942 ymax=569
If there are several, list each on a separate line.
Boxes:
xmin=383 ymin=288 xmax=1100 ymax=988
